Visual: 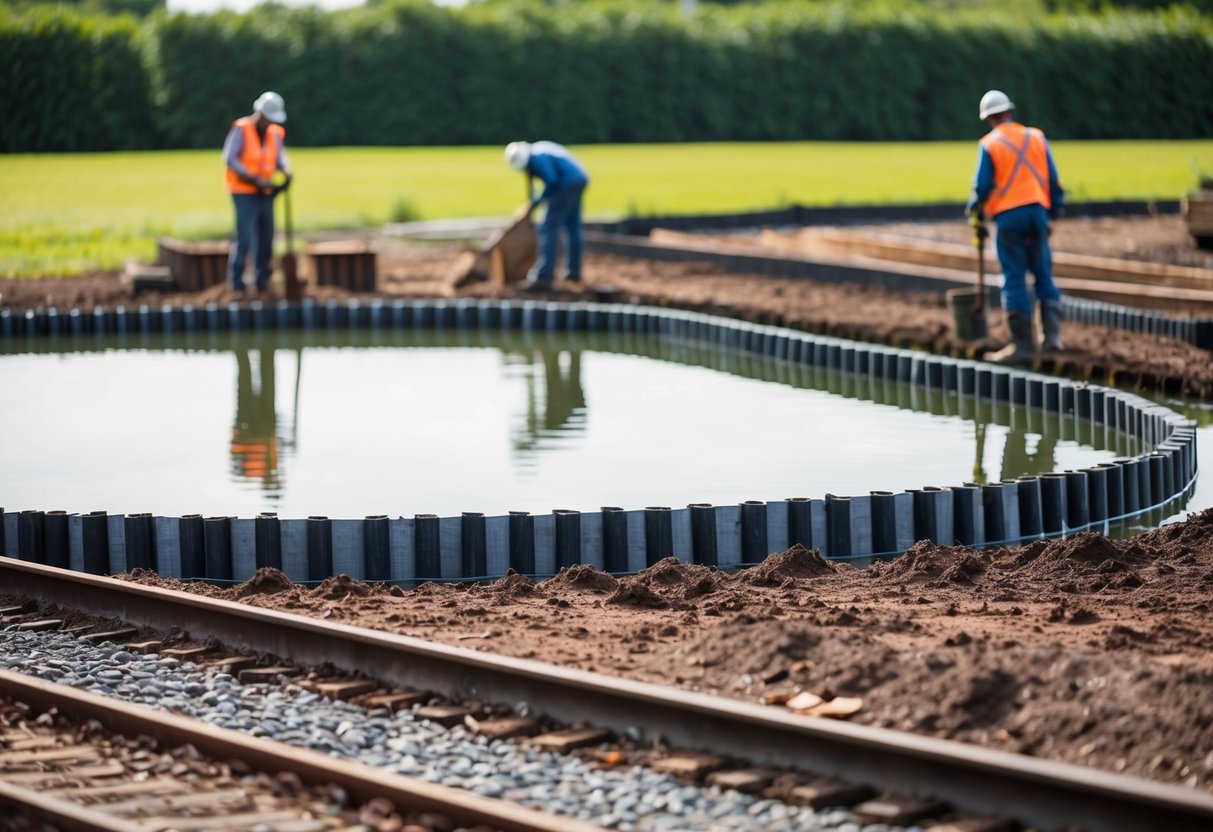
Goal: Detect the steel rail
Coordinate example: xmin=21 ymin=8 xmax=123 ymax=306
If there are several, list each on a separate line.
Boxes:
xmin=0 ymin=779 xmax=144 ymax=832
xmin=0 ymin=668 xmax=599 ymax=832
xmin=6 ymin=556 xmax=1213 ymax=832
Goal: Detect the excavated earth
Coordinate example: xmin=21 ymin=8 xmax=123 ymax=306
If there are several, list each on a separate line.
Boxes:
xmin=108 ymin=509 xmax=1213 ymax=795
xmin=4 ymin=214 xmax=1213 ymax=796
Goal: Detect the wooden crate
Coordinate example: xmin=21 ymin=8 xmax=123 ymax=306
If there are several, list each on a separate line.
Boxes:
xmin=486 ymin=214 xmax=538 ymax=285
xmin=157 ymin=238 xmax=230 ymax=292
xmin=307 ymin=240 xmax=377 ymax=292
xmin=1183 ymin=189 xmax=1213 ymax=249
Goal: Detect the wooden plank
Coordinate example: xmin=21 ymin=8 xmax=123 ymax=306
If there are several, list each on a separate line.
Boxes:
xmin=649 ymin=752 xmax=728 ymax=778
xmin=854 ymin=795 xmax=949 ymax=826
xmin=486 ymin=211 xmax=538 ymax=285
xmin=704 ymin=768 xmax=777 ymax=794
xmin=311 ymin=679 xmax=378 ymax=701
xmin=82 ymin=628 xmax=139 ymax=645
xmin=47 ymin=778 xmax=185 ymax=800
xmin=94 ymin=787 xmax=251 ymax=815
xmin=0 ymin=744 xmax=102 ymax=765
xmin=131 ymin=809 xmax=304 ymax=829
xmin=788 ymin=777 xmax=876 ymax=809
xmin=464 ymin=716 xmax=540 ymax=741
xmin=237 ymin=666 xmax=301 ymax=684
xmin=415 ymin=705 xmax=475 ymax=728
xmin=160 ymin=647 xmax=210 ymax=661
xmin=15 ymin=618 xmax=62 ymax=632
xmin=529 ymin=727 xmax=612 ymax=753
xmin=359 ymin=691 xmax=425 ymax=712
xmin=2 ymin=761 xmax=127 ymax=785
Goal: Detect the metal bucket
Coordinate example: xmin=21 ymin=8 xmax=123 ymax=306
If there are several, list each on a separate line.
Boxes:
xmin=946 ymin=287 xmax=989 ymax=341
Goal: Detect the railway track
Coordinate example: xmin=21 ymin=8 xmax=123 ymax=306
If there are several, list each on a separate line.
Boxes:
xmin=5 ymin=556 xmax=1213 ymax=832
xmin=0 ymin=673 xmax=591 ymax=832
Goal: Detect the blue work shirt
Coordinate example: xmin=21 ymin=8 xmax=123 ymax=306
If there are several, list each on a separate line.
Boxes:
xmin=527 ymin=141 xmax=590 ymax=204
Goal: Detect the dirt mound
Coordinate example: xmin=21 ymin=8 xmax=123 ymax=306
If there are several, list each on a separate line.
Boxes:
xmin=736 ymin=544 xmax=836 ymax=586
xmin=312 ymin=574 xmax=374 ymax=600
xmin=1144 ymin=507 xmax=1213 ymax=551
xmin=1015 ymin=533 xmax=1149 ymax=582
xmin=607 ymin=579 xmax=670 ymax=609
xmin=866 ymin=540 xmax=985 ymax=585
xmin=231 ymin=568 xmax=296 ymax=598
xmin=487 ymin=570 xmax=538 ymax=597
xmin=599 ymin=557 xmax=727 ymax=608
xmin=544 ymin=564 xmax=618 ymax=593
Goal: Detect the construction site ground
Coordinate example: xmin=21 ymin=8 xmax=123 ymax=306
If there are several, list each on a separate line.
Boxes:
xmin=6 ymin=213 xmax=1213 ymax=796
xmin=3 ymin=214 xmax=1212 ymax=397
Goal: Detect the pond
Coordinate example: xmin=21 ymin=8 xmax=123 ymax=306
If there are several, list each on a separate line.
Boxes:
xmin=0 ymin=329 xmax=1144 ymax=523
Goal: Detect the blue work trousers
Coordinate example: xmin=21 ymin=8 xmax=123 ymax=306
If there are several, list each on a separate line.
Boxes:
xmin=994 ymin=203 xmax=1059 ymax=316
xmin=228 ymin=193 xmax=276 ymax=292
xmin=533 ymin=185 xmax=585 ymax=282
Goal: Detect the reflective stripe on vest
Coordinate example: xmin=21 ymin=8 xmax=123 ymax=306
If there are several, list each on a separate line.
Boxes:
xmin=225 ymin=119 xmax=284 ymax=195
xmin=980 ymin=122 xmax=1051 ymax=217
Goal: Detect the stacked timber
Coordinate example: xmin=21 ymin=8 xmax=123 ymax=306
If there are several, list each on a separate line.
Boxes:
xmin=157 ymin=238 xmax=231 ymax=292
xmin=1183 ymin=188 xmax=1213 ymax=250
xmin=307 ymin=240 xmax=377 ymax=292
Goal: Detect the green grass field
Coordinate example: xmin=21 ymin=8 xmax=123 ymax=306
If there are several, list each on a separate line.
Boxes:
xmin=1 ymin=140 xmax=1210 ymax=277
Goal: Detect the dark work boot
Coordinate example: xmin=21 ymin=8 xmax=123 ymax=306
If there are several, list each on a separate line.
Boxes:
xmin=1040 ymin=299 xmax=1064 ymax=351
xmin=983 ymin=310 xmax=1036 ymax=366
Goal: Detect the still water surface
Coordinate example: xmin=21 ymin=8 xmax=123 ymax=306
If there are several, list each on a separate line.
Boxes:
xmin=0 ymin=330 xmax=1153 ymax=519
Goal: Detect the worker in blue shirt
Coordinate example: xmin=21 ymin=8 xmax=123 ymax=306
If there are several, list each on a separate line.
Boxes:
xmin=505 ymin=141 xmax=590 ymax=288
xmin=965 ymin=90 xmax=1065 ymax=365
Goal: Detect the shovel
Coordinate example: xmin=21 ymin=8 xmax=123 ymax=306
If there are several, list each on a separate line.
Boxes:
xmin=968 ymin=214 xmax=990 ymax=340
xmin=280 ymin=181 xmax=301 ymax=301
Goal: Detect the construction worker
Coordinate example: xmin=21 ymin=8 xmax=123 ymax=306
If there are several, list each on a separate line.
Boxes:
xmin=223 ymin=91 xmax=293 ymax=298
xmin=504 ymin=141 xmax=590 ymax=288
xmin=966 ymin=89 xmax=1065 ymax=365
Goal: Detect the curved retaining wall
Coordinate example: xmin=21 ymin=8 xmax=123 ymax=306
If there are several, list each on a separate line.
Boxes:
xmin=0 ymin=298 xmax=1198 ymax=584
xmin=1062 ymin=296 xmax=1213 ymax=351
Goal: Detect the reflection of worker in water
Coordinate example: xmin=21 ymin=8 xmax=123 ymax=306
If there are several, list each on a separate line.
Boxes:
xmin=513 ymin=349 xmax=587 ymax=453
xmin=230 ymin=349 xmax=280 ymax=486
xmin=1001 ymin=425 xmax=1057 ymax=479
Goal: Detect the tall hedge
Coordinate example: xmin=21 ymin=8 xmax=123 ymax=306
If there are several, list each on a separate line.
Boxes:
xmin=2 ymin=0 xmax=1211 ymax=152
xmin=1 ymin=5 xmax=153 ymax=150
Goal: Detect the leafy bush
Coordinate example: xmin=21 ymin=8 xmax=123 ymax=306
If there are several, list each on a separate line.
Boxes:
xmin=2 ymin=0 xmax=1211 ymax=150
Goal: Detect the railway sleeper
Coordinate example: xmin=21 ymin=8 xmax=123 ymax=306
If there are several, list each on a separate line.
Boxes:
xmin=6 ymin=603 xmax=1013 ymax=830
xmin=7 ymin=592 xmax=1198 ymax=831
xmin=0 ymin=693 xmax=489 ymax=832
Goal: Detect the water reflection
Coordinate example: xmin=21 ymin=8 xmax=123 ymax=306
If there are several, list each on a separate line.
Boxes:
xmin=229 ymin=348 xmax=300 ymax=499
xmin=1 ymin=328 xmax=1162 ymax=520
xmin=509 ymin=349 xmax=587 ymax=459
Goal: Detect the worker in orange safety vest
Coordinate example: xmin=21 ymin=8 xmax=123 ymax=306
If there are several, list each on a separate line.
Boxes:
xmin=965 ymin=90 xmax=1065 ymax=366
xmin=223 ymin=91 xmax=293 ymax=298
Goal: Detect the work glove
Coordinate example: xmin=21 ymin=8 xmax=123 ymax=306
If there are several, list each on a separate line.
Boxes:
xmin=964 ymin=196 xmax=983 ymax=220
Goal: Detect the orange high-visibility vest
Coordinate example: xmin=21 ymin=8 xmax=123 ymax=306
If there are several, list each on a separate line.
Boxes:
xmin=225 ymin=118 xmax=285 ymax=195
xmin=980 ymin=121 xmax=1053 ymax=217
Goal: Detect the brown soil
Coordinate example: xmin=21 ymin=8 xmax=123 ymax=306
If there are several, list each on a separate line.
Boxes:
xmin=2 ymin=215 xmax=1211 ymax=398
xmin=112 ymin=508 xmax=1213 ymax=794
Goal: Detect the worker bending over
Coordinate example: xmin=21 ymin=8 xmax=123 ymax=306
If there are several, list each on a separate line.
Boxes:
xmin=966 ymin=89 xmax=1065 ymax=365
xmin=504 ymin=141 xmax=590 ymax=288
xmin=223 ymin=91 xmax=293 ymax=298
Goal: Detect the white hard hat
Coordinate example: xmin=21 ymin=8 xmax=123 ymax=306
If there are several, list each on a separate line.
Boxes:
xmin=504 ymin=141 xmax=531 ymax=171
xmin=979 ymin=90 xmax=1014 ymax=121
xmin=253 ymin=91 xmax=287 ymax=124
